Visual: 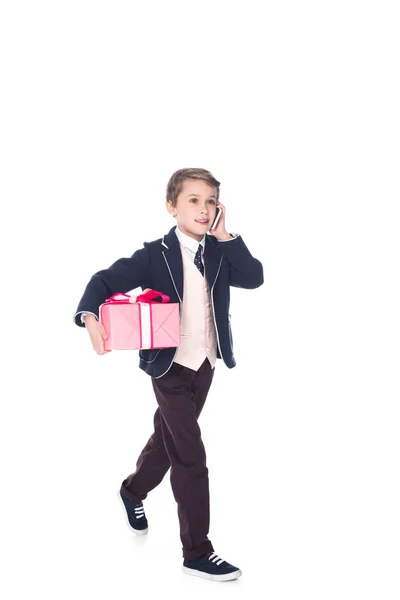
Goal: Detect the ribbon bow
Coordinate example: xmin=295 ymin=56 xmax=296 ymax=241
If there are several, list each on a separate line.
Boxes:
xmin=104 ymin=290 xmax=170 ymax=304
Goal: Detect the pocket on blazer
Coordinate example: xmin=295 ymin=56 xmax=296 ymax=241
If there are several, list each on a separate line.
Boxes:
xmin=139 ymin=348 xmax=162 ymax=363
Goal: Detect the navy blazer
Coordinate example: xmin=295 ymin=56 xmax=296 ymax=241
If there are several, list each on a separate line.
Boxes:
xmin=73 ymin=225 xmax=264 ymax=378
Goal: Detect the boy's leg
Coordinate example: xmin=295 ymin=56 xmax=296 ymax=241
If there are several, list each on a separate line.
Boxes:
xmin=120 ymin=405 xmax=171 ymax=502
xmin=152 ymin=358 xmax=215 ymax=559
xmin=120 ymin=359 xmax=214 ymax=504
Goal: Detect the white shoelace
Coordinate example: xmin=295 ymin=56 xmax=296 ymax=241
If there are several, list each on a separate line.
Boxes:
xmin=208 ymin=552 xmax=224 ymax=565
xmin=134 ymin=505 xmax=145 ymax=519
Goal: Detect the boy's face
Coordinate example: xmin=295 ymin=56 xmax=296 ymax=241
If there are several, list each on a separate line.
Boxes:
xmin=166 ymin=179 xmax=218 ymax=242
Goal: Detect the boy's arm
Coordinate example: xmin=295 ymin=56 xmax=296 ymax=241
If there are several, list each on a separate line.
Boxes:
xmin=73 ymin=244 xmax=150 ymax=327
xmin=214 ymin=234 xmax=264 ymax=289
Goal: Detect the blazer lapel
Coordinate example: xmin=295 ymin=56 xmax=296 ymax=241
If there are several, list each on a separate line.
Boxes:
xmin=161 ymin=226 xmax=222 ymax=302
xmin=204 ymin=233 xmax=223 ymax=290
xmin=161 ymin=226 xmax=184 ymax=302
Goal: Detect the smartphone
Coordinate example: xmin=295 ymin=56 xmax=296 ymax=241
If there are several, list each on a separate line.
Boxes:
xmin=211 ymin=207 xmax=222 ymax=229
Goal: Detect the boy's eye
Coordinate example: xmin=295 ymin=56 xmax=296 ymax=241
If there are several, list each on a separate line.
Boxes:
xmin=189 ymin=198 xmax=216 ymax=204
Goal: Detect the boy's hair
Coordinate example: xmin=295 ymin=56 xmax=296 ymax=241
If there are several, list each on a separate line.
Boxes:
xmin=166 ymin=168 xmax=221 ymax=209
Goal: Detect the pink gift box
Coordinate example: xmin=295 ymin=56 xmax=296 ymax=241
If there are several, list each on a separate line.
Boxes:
xmin=99 ymin=290 xmax=180 ymax=351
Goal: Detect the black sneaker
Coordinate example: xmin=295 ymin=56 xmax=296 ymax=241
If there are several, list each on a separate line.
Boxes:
xmin=119 ymin=490 xmax=148 ymax=535
xmin=183 ymin=551 xmax=242 ymax=581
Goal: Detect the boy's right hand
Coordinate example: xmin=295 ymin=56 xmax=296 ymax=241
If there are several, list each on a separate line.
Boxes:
xmin=83 ymin=289 xmax=153 ymax=355
xmin=85 ymin=315 xmax=111 ymax=355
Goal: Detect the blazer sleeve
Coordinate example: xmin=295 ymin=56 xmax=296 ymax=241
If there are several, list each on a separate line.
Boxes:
xmin=73 ymin=243 xmax=150 ymax=327
xmin=215 ymin=234 xmax=264 ymax=289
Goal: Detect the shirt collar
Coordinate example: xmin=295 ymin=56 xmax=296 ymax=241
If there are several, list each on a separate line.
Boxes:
xmin=174 ymin=225 xmax=206 ymax=254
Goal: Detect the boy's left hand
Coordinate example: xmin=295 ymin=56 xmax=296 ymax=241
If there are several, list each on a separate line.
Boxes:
xmin=208 ymin=202 xmax=232 ymax=240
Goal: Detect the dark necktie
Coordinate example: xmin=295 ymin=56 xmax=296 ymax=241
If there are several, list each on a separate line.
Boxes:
xmin=194 ymin=244 xmax=204 ymax=276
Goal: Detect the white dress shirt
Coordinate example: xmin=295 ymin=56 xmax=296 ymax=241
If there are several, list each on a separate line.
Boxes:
xmin=79 ymin=226 xmax=239 ymax=323
xmin=174 ymin=226 xmax=207 ymax=266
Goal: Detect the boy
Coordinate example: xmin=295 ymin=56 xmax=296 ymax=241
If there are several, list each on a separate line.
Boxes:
xmin=73 ymin=168 xmax=264 ymax=581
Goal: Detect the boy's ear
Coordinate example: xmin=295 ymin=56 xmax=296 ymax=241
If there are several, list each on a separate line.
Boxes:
xmin=166 ymin=199 xmax=177 ymax=217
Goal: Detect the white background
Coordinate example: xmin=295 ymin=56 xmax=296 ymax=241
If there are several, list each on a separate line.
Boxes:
xmin=1 ymin=1 xmax=399 ymax=598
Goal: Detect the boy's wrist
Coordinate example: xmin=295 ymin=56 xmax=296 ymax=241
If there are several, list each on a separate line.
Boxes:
xmin=82 ymin=313 xmax=97 ymax=324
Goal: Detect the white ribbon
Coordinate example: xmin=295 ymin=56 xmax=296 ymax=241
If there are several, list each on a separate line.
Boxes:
xmin=137 ymin=302 xmax=152 ymax=349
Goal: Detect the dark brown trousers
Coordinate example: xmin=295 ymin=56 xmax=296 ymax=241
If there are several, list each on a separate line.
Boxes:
xmin=120 ymin=357 xmax=215 ymax=559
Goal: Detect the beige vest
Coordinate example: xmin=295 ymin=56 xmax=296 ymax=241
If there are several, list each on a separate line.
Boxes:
xmin=173 ymin=242 xmax=217 ymax=371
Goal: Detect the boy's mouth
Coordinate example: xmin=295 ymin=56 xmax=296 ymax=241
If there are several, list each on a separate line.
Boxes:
xmin=195 ymin=219 xmax=209 ymax=225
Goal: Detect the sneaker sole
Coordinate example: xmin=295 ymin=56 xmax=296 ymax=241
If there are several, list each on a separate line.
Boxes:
xmin=130 ymin=526 xmax=148 ymax=536
xmin=117 ymin=490 xmax=149 ymax=535
xmin=182 ymin=566 xmax=242 ymax=581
